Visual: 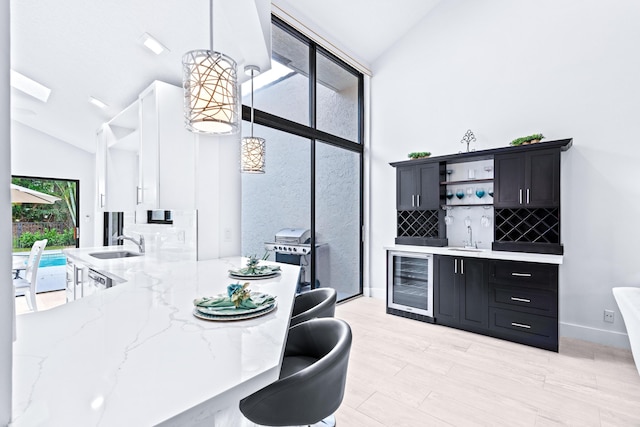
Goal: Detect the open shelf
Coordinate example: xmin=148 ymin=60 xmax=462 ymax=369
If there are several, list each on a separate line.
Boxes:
xmin=441 ymin=178 xmax=494 ymax=185
xmin=442 ymin=203 xmax=493 ymax=209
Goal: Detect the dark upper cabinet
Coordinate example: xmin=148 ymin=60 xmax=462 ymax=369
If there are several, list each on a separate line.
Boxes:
xmin=434 ymin=255 xmax=488 ymax=330
xmin=494 ymin=149 xmax=560 ymax=208
xmin=396 ymin=163 xmax=440 ymax=211
xmin=396 ymin=166 xmax=416 ymax=210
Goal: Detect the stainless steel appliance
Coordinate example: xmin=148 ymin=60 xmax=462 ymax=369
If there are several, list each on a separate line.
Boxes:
xmin=387 ymin=251 xmax=433 ymax=318
xmin=87 ymin=268 xmax=113 ymax=291
xmin=265 ymin=228 xmax=328 ymax=292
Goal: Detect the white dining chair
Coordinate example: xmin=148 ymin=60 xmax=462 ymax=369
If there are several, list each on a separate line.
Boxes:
xmin=13 ymin=239 xmax=48 ymax=312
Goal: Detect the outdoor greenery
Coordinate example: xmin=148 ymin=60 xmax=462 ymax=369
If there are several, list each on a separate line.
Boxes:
xmin=15 ymin=228 xmax=75 ymax=249
xmin=12 ymin=177 xmax=77 ymax=250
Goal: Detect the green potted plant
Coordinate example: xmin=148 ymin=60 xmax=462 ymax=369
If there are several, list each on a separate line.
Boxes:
xmin=510 ymin=133 xmax=545 ymax=146
xmin=407 ymin=151 xmax=431 ymax=159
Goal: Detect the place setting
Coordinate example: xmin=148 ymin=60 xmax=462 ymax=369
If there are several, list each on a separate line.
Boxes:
xmin=228 ymin=254 xmax=281 ymax=280
xmin=193 ymin=282 xmax=277 ymax=321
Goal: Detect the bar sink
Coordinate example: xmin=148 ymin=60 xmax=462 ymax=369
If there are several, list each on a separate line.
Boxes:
xmin=89 ymin=251 xmax=143 ymax=259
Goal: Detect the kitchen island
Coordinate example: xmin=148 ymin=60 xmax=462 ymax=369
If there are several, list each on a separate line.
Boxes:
xmin=12 ymin=248 xmax=300 ymax=426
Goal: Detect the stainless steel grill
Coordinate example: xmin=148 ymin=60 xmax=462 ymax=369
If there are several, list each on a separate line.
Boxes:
xmin=264 ymin=228 xmax=327 ymax=292
xmin=265 ymin=228 xmax=312 ymax=254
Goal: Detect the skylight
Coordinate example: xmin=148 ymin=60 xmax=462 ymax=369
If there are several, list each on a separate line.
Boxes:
xmin=10 ymin=70 xmax=51 ymax=103
xmin=241 ymin=60 xmax=294 ymax=95
xmin=140 ymin=33 xmax=168 ymax=55
xmin=89 ymin=96 xmax=108 ymax=109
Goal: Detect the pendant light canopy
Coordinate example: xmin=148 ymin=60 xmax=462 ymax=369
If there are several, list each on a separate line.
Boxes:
xmin=182 ymin=0 xmax=239 ymax=135
xmin=241 ymin=65 xmax=266 ymax=173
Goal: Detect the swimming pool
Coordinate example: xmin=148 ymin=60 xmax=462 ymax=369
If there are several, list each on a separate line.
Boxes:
xmin=13 ymin=252 xmax=67 ymax=268
xmin=39 ymin=253 xmax=67 ymax=268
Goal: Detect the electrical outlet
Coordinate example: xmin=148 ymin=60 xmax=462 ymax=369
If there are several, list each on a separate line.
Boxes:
xmin=604 ymin=309 xmax=614 ymax=323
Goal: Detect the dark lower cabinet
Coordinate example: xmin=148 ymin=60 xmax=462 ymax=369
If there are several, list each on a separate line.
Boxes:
xmin=487 ymin=260 xmax=559 ymax=351
xmin=434 ymin=255 xmax=488 ymax=331
xmin=434 ymin=256 xmax=559 ymax=352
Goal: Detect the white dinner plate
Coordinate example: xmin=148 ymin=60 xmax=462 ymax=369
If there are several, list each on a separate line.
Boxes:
xmin=228 ymin=271 xmax=280 ymax=280
xmin=193 ymin=302 xmax=277 ymax=321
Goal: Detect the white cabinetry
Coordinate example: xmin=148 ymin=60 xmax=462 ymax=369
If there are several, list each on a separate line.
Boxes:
xmin=95 ymin=81 xmax=197 ymax=244
xmin=96 ymin=102 xmax=139 ymax=213
xmin=137 ymin=81 xmax=196 ymax=211
xmin=65 ymin=258 xmax=86 ymax=302
xmin=96 ymin=128 xmax=107 ymax=211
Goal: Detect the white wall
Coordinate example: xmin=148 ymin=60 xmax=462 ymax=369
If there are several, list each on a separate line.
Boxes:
xmin=1 ymin=2 xmax=12 ymax=423
xmin=369 ymin=0 xmax=640 ymax=347
xmin=11 ymin=121 xmax=96 ymax=248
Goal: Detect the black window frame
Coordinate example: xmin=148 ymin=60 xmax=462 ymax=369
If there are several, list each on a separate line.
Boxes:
xmin=241 ymin=15 xmax=364 ymax=302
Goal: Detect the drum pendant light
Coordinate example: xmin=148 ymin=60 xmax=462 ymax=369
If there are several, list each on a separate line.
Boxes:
xmin=182 ymin=0 xmax=239 ymax=134
xmin=241 ymin=65 xmax=265 ymax=173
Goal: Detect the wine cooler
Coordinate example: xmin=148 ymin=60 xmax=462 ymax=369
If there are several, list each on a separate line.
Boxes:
xmin=387 ymin=251 xmax=433 ymax=318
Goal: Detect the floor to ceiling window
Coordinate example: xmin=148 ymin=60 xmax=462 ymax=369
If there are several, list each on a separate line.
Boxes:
xmin=241 ymin=17 xmax=364 ymax=301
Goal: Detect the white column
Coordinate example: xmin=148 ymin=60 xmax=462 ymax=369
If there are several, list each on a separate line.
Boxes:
xmin=195 ymin=134 xmax=242 ymax=260
xmin=0 ymin=1 xmax=13 ymax=423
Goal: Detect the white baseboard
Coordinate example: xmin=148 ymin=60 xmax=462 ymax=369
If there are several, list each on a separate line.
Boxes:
xmin=368 ymin=287 xmax=385 ymax=300
xmin=560 ymin=322 xmax=631 ymax=349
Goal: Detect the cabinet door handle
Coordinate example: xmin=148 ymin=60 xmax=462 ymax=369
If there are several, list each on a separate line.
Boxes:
xmin=454 ymin=259 xmax=458 ymax=274
xmin=417 ymin=194 xmax=421 ymax=207
xmin=412 ymin=195 xmax=415 ymax=207
xmin=511 ymin=272 xmax=532 ymax=277
xmin=511 ymin=322 xmax=531 ymax=329
xmin=519 ymin=189 xmax=523 ymax=204
xmin=461 ymin=259 xmax=464 ymax=275
xmin=526 ymin=188 xmax=530 ymax=204
xmin=136 ymin=186 xmax=142 ymax=204
xmin=100 ymin=194 xmax=105 ymax=208
xmin=510 ymin=297 xmax=531 ymax=303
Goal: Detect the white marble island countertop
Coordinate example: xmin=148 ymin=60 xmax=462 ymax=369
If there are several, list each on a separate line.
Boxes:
xmin=12 ymin=252 xmax=300 ymax=426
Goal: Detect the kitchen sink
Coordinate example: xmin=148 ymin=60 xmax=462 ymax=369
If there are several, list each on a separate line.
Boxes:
xmin=447 ymin=247 xmax=484 ymax=253
xmin=89 ymin=250 xmax=143 ymax=259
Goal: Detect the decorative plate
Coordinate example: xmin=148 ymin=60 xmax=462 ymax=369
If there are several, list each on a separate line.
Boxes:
xmin=193 ymin=302 xmax=277 ymax=321
xmin=228 ymin=270 xmax=281 ymax=280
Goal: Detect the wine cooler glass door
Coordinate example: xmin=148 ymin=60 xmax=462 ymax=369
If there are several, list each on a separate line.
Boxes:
xmin=387 ymin=251 xmax=433 ymax=317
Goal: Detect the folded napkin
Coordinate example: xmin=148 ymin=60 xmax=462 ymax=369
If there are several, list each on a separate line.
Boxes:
xmin=194 ymin=292 xmax=275 ymax=311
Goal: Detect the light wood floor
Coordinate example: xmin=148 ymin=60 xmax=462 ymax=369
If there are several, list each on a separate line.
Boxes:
xmin=15 ymin=293 xmax=640 ymax=425
xmin=335 ymin=297 xmax=640 ymax=427
xmin=15 ymin=290 xmax=66 ymax=315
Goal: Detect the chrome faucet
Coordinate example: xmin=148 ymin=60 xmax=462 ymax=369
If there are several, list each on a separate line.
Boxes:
xmin=116 ymin=234 xmax=145 ymax=253
xmin=465 ymin=226 xmax=476 ymax=249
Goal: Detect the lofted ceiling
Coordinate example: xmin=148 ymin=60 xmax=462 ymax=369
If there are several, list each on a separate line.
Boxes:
xmin=10 ymin=0 xmax=440 ymax=153
xmin=272 ymin=0 xmax=442 ymax=71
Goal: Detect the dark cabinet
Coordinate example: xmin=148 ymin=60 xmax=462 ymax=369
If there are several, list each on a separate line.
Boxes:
xmin=396 ymin=163 xmax=441 ymax=210
xmin=434 ymin=256 xmax=457 ymax=324
xmin=493 ymin=148 xmax=562 ymax=254
xmin=434 ymin=255 xmax=488 ymax=330
xmin=433 ymin=256 xmax=559 ymax=351
xmin=488 ymin=260 xmax=558 ymax=351
xmin=494 ymin=149 xmax=560 ymax=208
xmin=395 ymin=162 xmax=447 ymax=247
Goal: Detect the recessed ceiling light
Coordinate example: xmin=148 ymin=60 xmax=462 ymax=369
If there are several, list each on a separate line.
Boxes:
xmin=89 ymin=96 xmax=108 ymax=109
xmin=10 ymin=70 xmax=51 ymax=103
xmin=140 ymin=32 xmax=168 ymax=55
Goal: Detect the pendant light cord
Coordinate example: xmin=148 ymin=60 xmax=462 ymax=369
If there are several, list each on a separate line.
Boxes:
xmin=209 ymin=0 xmax=214 ymax=51
xmin=250 ymin=68 xmax=255 ymax=137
